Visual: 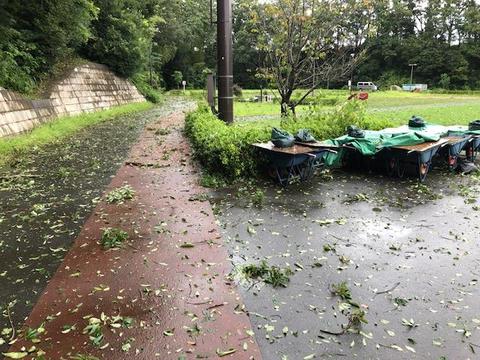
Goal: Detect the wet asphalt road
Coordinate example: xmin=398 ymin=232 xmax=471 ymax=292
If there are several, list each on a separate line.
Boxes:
xmin=213 ymin=169 xmax=480 ymax=360
xmin=0 ymin=100 xmax=189 ymax=353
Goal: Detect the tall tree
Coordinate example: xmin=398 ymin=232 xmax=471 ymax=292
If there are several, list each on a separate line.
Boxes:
xmin=233 ymin=0 xmax=264 ymax=88
xmin=252 ymin=0 xmax=373 ymax=115
xmin=0 ymin=0 xmax=97 ymax=92
xmin=82 ymin=0 xmax=154 ymax=77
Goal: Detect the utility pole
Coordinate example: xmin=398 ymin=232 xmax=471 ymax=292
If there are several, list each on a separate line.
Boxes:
xmin=409 ymin=63 xmax=418 ymax=85
xmin=217 ymin=0 xmax=233 ymax=123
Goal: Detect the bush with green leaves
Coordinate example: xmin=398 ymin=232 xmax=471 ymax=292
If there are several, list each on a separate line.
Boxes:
xmin=131 ymin=73 xmax=163 ymax=104
xmin=0 ymin=0 xmax=98 ymax=94
xmin=438 ymin=73 xmax=451 ymax=90
xmin=185 ymin=105 xmax=271 ymax=179
xmin=185 ymin=102 xmax=393 ymax=180
xmin=280 ymin=100 xmax=393 ymax=141
xmin=376 ymin=70 xmax=409 ymax=89
xmin=331 ymin=281 xmax=352 ymax=300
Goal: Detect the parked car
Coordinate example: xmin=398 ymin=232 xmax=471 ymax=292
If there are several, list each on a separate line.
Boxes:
xmin=357 ymin=82 xmax=378 ymax=91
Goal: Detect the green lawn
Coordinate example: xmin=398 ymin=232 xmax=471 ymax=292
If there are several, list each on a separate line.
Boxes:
xmin=234 ymin=101 xmax=309 ymax=117
xmin=0 ymin=102 xmax=153 ymax=166
xmin=365 ymin=92 xmax=480 ymax=125
xmin=368 ymin=103 xmax=480 ymax=126
xmin=232 ymin=90 xmax=480 ymax=126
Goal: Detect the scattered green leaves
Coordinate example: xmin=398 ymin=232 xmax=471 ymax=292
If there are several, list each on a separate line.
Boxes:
xmin=100 ymin=228 xmax=128 ymax=249
xmin=106 ymin=185 xmax=135 ymax=204
xmin=242 ymin=260 xmax=293 ymax=288
xmin=331 ymin=281 xmax=352 ymax=301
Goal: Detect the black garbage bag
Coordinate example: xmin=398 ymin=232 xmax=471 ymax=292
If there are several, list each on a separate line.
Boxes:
xmin=469 ymin=120 xmax=480 ymax=131
xmin=271 ymin=127 xmax=295 ymax=148
xmin=347 ymin=125 xmax=365 ymax=138
xmin=409 ymin=115 xmax=426 ymax=128
xmin=295 ymin=129 xmax=316 ymax=143
xmin=408 ymin=115 xmax=427 ymax=128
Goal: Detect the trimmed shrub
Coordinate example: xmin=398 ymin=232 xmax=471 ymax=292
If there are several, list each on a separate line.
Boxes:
xmin=185 ymin=101 xmax=393 ymax=180
xmin=185 ymin=105 xmax=271 ymax=179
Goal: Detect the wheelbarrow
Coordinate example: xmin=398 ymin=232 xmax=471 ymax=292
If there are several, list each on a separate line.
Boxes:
xmin=466 ymin=135 xmax=480 ymax=161
xmin=381 ymin=139 xmax=449 ymax=182
xmin=446 ymin=130 xmax=480 ymax=162
xmin=436 ymin=136 xmax=472 ymax=170
xmin=252 ymin=142 xmax=330 ymax=186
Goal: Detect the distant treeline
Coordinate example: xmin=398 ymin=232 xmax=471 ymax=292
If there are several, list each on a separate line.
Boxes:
xmin=1 ymin=0 xmax=479 ymax=94
xmin=234 ymin=0 xmax=480 ymax=90
xmin=0 ymin=0 xmax=215 ymax=94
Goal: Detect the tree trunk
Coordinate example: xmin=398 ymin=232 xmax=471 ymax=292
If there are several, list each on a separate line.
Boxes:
xmin=280 ymin=92 xmax=294 ymax=117
xmin=289 ymin=103 xmax=296 ymax=116
xmin=281 ymin=101 xmax=289 ymax=116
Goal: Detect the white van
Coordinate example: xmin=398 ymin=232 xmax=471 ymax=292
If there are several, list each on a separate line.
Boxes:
xmin=357 ymin=82 xmax=378 ymax=91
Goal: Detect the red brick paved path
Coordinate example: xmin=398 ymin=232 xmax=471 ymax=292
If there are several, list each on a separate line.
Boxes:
xmin=8 ymin=106 xmax=261 ymax=359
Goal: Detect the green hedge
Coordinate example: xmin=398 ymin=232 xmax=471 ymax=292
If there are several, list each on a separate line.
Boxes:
xmin=185 ymin=101 xmax=393 ymax=180
xmin=185 ymin=106 xmax=271 ymax=178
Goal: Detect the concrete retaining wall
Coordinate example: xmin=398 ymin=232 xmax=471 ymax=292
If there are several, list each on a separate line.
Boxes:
xmin=0 ymin=63 xmax=145 ymax=137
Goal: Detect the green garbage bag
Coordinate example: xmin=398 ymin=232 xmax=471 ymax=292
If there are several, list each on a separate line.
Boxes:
xmin=295 ymin=129 xmax=316 ymax=143
xmin=409 ymin=116 xmax=426 ymax=128
xmin=271 ymin=127 xmax=294 ymax=148
xmin=469 ymin=120 xmax=480 ymax=131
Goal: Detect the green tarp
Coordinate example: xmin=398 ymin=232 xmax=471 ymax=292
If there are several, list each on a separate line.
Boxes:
xmin=322 ymin=123 xmax=457 ymax=167
xmin=445 ymin=125 xmax=480 ymax=137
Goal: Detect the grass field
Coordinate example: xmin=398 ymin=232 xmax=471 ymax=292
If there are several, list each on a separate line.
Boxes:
xmin=365 ymin=92 xmax=480 ymax=125
xmin=0 ymin=102 xmax=153 ymax=166
xmin=232 ymin=90 xmax=480 ymax=126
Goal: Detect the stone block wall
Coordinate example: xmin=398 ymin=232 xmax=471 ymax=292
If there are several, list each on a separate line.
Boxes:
xmin=0 ymin=63 xmax=145 ymax=137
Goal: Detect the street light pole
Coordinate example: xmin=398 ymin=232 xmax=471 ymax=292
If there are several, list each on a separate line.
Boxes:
xmin=217 ymin=0 xmax=233 ymax=123
xmin=409 ymin=63 xmax=418 ymax=85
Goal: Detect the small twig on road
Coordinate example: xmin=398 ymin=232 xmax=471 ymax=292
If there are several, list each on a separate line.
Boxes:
xmin=127 ymin=243 xmax=140 ymax=251
xmin=6 ymin=303 xmax=16 ymax=341
xmin=375 ymin=282 xmax=400 ymax=296
xmin=469 ymin=342 xmax=480 ymax=349
xmin=247 ymin=311 xmax=268 ymax=320
xmin=319 ymin=328 xmax=346 ymax=336
xmin=186 ymin=300 xmax=212 ymax=305
xmin=206 ymin=303 xmax=225 ymax=310
xmin=330 ymin=234 xmax=346 ymax=242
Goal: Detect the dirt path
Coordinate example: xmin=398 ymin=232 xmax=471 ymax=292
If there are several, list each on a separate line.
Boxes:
xmin=5 ymin=100 xmax=260 ymax=359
